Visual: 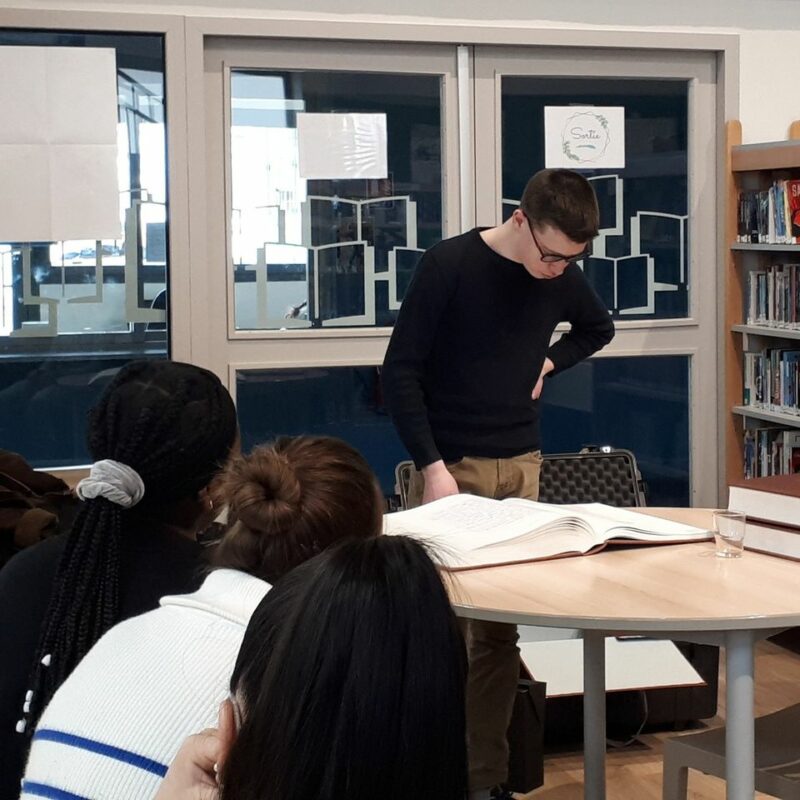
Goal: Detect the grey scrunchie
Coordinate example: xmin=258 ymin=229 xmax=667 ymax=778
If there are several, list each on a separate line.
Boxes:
xmin=76 ymin=459 xmax=145 ymax=508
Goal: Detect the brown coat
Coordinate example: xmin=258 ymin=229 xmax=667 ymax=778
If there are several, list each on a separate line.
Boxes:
xmin=0 ymin=450 xmax=78 ymax=568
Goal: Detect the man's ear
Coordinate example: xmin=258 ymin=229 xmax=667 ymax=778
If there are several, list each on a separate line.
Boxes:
xmin=215 ymin=698 xmax=238 ymax=775
xmin=511 ymin=208 xmax=529 ymax=230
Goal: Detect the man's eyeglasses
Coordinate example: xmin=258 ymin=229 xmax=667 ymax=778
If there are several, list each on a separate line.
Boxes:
xmin=528 ymin=221 xmax=590 ymax=265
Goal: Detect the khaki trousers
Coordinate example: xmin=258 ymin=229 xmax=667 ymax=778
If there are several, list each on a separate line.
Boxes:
xmin=407 ymin=451 xmax=543 ymax=790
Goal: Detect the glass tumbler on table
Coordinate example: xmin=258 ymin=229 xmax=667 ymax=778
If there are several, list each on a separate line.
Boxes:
xmin=712 ymin=510 xmax=746 ymax=558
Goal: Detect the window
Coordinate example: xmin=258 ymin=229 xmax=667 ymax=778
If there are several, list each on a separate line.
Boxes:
xmin=236 ymin=365 xmax=405 ymax=495
xmin=0 ymin=31 xmax=168 ymax=466
xmin=501 ymin=77 xmax=689 ymax=320
xmin=541 ymin=356 xmax=690 ymax=505
xmin=228 ymin=68 xmax=443 ymax=330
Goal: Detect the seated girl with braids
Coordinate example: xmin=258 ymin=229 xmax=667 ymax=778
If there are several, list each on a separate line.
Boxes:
xmin=0 ymin=359 xmax=238 ymax=800
xmin=158 ymin=535 xmax=468 ymax=800
xmin=19 ymin=434 xmax=384 ymax=800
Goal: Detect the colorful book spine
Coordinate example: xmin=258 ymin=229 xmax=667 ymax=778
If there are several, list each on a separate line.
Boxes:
xmin=737 ymin=181 xmax=800 ymax=245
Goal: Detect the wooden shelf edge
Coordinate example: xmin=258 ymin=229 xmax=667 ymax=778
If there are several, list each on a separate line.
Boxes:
xmin=731 ymin=140 xmax=800 ymax=172
xmin=732 ymin=405 xmax=800 ymax=428
xmin=724 ymin=120 xmax=744 ymax=491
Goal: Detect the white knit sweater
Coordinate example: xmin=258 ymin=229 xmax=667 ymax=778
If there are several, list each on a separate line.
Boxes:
xmin=20 ymin=569 xmax=270 ymax=800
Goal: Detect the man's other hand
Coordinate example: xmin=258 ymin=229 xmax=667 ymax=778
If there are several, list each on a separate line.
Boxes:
xmin=532 ymin=357 xmax=555 ymax=400
xmin=421 ymin=460 xmax=459 ymax=504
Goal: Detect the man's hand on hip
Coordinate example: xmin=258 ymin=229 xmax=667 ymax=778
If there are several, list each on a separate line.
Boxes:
xmin=532 ymin=357 xmax=555 ymax=400
xmin=421 ymin=460 xmax=460 ymax=504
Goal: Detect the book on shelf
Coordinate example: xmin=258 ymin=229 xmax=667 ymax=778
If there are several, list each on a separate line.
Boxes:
xmin=742 ymin=427 xmax=800 ymax=479
xmin=784 ymin=430 xmax=800 ymax=473
xmin=790 ymin=180 xmax=800 ymax=240
xmin=384 ymin=494 xmax=711 ymax=570
xmin=743 ymin=428 xmax=756 ymax=479
xmin=738 ymin=182 xmax=800 ymax=245
xmin=729 ymin=472 xmax=800 ymax=527
xmin=745 ymin=264 xmax=800 ymax=328
xmin=742 ymin=345 xmax=800 ymax=413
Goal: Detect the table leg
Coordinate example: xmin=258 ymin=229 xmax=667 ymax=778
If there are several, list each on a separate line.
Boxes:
xmin=583 ymin=631 xmax=606 ymax=800
xmin=724 ymin=630 xmax=755 ymax=800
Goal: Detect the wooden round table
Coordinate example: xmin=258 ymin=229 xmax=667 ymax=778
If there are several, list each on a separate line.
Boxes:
xmin=449 ymin=509 xmax=800 ymax=800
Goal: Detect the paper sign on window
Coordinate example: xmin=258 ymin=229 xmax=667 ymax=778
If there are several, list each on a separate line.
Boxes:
xmin=0 ymin=46 xmax=121 ymax=241
xmin=297 ymin=113 xmax=387 ymax=180
xmin=544 ymin=106 xmax=626 ymax=170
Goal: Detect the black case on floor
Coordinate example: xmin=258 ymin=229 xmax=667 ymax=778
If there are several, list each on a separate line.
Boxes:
xmin=538 ymin=446 xmax=647 ymax=507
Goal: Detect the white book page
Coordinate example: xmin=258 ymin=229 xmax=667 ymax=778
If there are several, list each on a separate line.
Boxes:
xmin=385 ymin=494 xmax=574 ymax=548
xmin=384 ymin=495 xmax=596 ymax=567
xmin=383 ymin=497 xmax=710 ymax=569
xmin=447 ymin=531 xmax=595 ymax=569
xmin=503 ymin=500 xmax=711 ymax=541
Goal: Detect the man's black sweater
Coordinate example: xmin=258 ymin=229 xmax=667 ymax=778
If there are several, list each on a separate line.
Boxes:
xmin=382 ymin=228 xmax=615 ymax=468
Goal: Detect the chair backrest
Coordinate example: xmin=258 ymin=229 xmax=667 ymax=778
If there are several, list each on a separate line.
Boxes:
xmin=395 ymin=460 xmax=414 ymax=510
xmin=538 ymin=447 xmax=647 ymax=507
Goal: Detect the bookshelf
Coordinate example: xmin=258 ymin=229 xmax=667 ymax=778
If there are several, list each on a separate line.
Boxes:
xmin=725 ymin=120 xmax=800 ymax=485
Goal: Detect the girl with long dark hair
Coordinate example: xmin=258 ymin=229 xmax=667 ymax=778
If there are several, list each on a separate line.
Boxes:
xmin=158 ymin=536 xmax=468 ymax=800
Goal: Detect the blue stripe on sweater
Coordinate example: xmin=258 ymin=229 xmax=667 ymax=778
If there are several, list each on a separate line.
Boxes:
xmin=32 ymin=728 xmax=168 ymax=777
xmin=21 ymin=781 xmax=90 ymax=800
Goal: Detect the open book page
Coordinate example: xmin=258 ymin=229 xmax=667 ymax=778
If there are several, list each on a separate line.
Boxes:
xmin=384 ymin=494 xmax=599 ymax=568
xmin=385 ymin=495 xmax=711 ymax=569
xmin=502 ymin=500 xmax=712 ymax=543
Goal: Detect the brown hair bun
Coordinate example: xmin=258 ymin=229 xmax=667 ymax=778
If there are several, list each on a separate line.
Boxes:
xmin=213 ymin=436 xmax=383 ymax=583
xmin=222 ymin=447 xmax=302 ymax=537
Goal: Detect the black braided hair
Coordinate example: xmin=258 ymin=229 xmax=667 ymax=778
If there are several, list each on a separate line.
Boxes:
xmin=20 ymin=359 xmax=237 ymax=737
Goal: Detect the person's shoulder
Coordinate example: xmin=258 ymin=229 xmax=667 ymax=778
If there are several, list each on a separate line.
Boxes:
xmin=559 ymin=262 xmax=594 ymax=288
xmin=117 ymin=526 xmax=205 ymax=618
xmin=0 ymin=534 xmax=66 ymax=594
xmin=418 ymin=229 xmax=483 ymax=282
xmin=427 ymin=228 xmax=481 ymax=259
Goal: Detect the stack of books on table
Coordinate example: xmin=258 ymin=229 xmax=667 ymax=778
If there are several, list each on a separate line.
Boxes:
xmin=728 ymin=473 xmax=800 ymax=560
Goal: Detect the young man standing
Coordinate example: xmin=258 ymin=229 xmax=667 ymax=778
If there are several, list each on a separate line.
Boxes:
xmin=381 ymin=168 xmax=615 ymax=799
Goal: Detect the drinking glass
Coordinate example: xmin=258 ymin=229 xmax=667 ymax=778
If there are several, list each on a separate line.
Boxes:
xmin=713 ymin=510 xmax=746 ymax=558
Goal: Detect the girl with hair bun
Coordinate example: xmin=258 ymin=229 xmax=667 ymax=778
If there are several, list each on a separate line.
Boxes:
xmin=20 ymin=435 xmax=384 ymax=800
xmin=213 ymin=435 xmax=384 ymax=582
xmin=0 ymin=359 xmax=238 ymax=799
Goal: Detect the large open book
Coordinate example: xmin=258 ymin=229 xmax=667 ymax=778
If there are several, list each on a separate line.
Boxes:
xmin=384 ymin=494 xmax=712 ymax=569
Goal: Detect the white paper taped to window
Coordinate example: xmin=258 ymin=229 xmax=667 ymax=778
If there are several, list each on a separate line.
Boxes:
xmin=297 ymin=113 xmax=387 ymax=180
xmin=0 ymin=46 xmax=121 ymax=242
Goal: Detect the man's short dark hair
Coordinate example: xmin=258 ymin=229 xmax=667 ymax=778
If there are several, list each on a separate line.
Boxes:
xmin=520 ymin=169 xmax=599 ymax=244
